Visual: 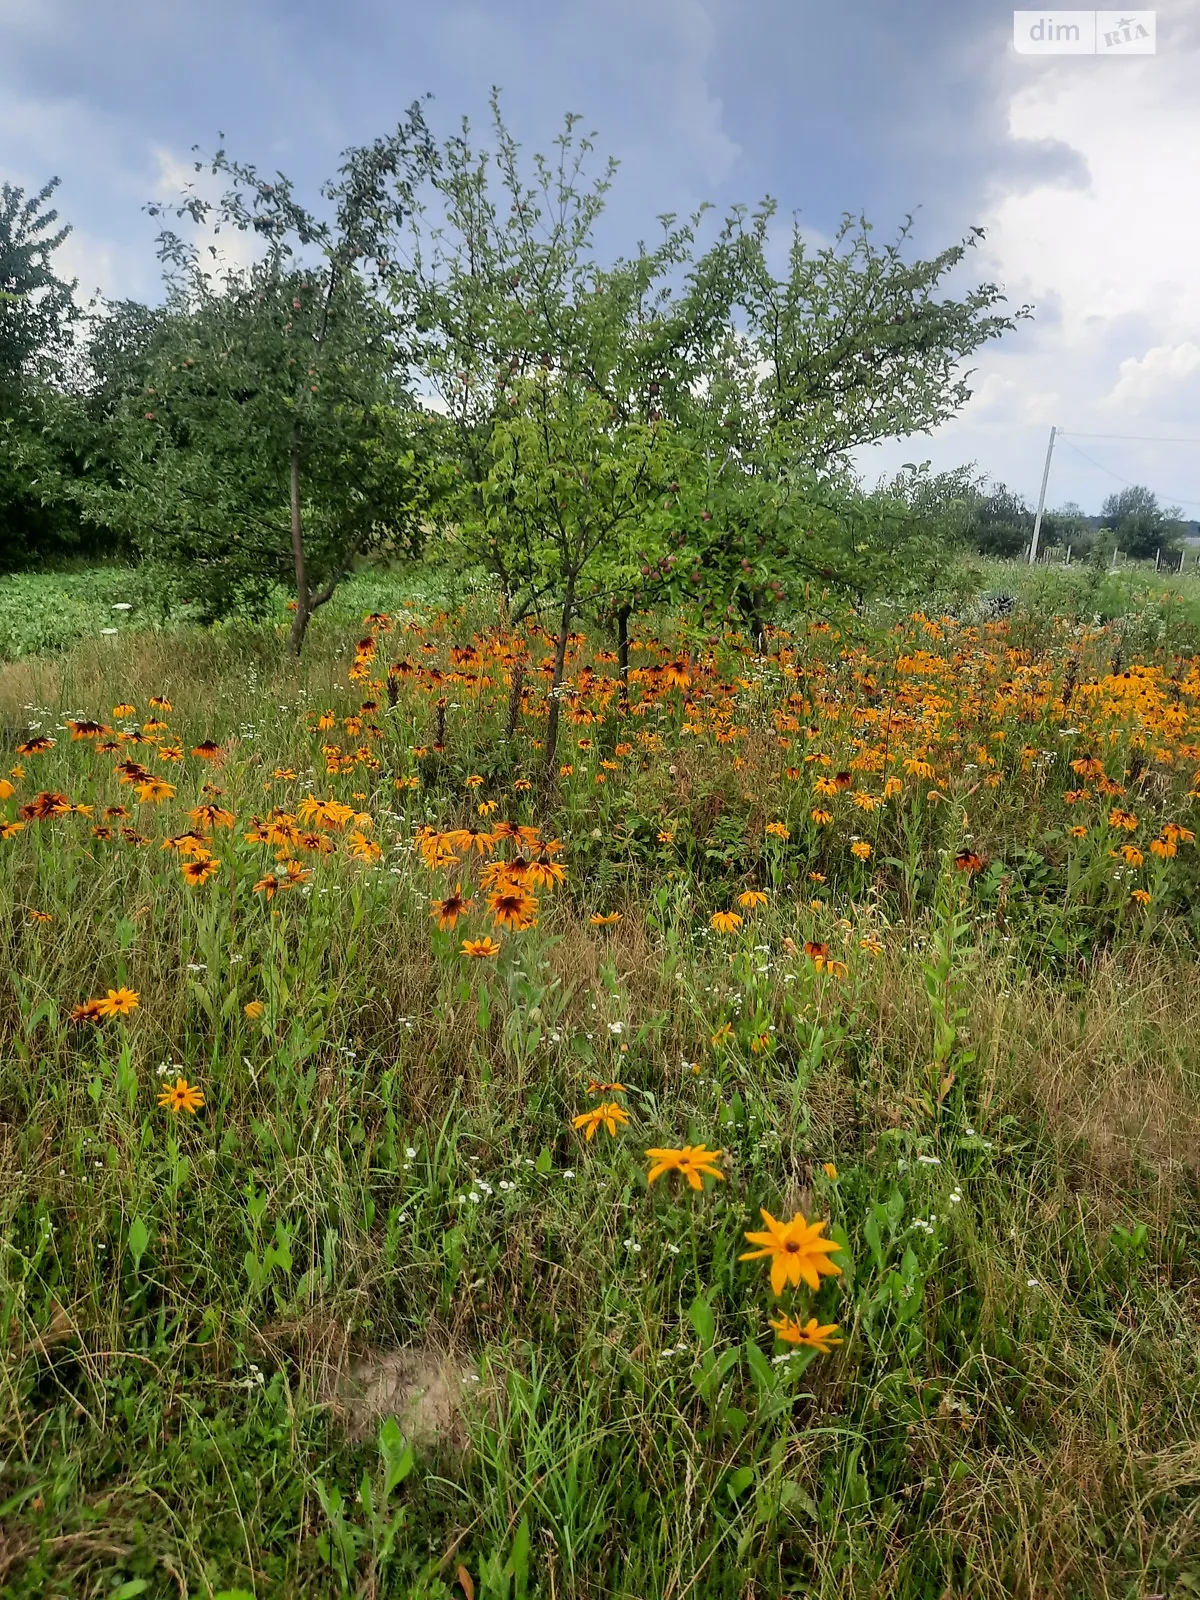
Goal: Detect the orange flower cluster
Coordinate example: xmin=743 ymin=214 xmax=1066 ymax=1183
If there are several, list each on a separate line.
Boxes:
xmin=415 ymin=817 xmax=567 ymax=946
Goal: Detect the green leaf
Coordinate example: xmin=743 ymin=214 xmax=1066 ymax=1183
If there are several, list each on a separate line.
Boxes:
xmin=778 ymin=1479 xmax=820 ymax=1520
xmin=744 ymin=1336 xmax=777 ymax=1397
xmin=127 ymin=1216 xmax=149 ymax=1271
xmin=506 ymin=1512 xmax=531 ymax=1598
xmin=863 ymin=1209 xmax=884 ymax=1272
xmin=688 ymin=1292 xmax=716 ymax=1349
xmin=534 ymin=1147 xmax=552 ymax=1175
xmin=112 ymin=1583 xmax=150 ymax=1599
xmin=722 ymin=1405 xmax=748 ymax=1440
xmin=725 ymin=1464 xmax=755 ymax=1500
xmin=379 ymin=1415 xmax=414 ymax=1497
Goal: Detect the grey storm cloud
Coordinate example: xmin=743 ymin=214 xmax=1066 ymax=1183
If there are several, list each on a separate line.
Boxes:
xmin=1 ymin=0 xmax=1090 ymax=269
xmin=3 ymin=0 xmax=1199 ymax=508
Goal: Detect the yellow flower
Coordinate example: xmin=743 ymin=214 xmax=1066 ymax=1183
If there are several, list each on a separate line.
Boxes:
xmin=769 ymin=1314 xmax=843 ymax=1353
xmin=822 ymin=1162 xmax=839 ymax=1180
xmin=488 ymin=886 xmax=538 ymax=931
xmin=740 ymin=1208 xmax=844 ymax=1295
xmin=244 ymin=1000 xmax=266 ymax=1019
xmin=181 ymin=858 xmax=220 ymax=886
xmin=644 ymin=1145 xmax=725 ymax=1189
xmin=590 ymin=911 xmax=621 ymax=925
xmin=572 ymin=1101 xmax=629 ymax=1140
xmin=347 ymin=830 xmax=382 ymax=862
xmin=433 ymin=886 xmax=474 ymax=930
xmin=810 ymin=808 xmax=833 ymax=825
xmin=96 ymin=987 xmax=139 ymax=1018
xmin=1130 ymin=888 xmax=1152 ymax=906
xmin=710 ymin=910 xmax=743 ymax=934
xmin=158 ymin=1077 xmax=205 ymax=1114
xmin=764 ymin=821 xmax=790 ymax=840
xmin=850 ymin=840 xmax=872 ymax=860
xmin=461 ymin=936 xmax=502 ymax=958
xmin=737 ymin=889 xmax=768 ymax=910
xmin=135 ymin=778 xmax=176 ymax=803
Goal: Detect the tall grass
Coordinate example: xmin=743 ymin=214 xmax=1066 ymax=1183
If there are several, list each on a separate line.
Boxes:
xmin=2 ymin=597 xmax=1199 ymax=1599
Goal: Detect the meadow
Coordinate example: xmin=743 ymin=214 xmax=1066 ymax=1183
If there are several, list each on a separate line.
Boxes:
xmin=2 ymin=565 xmax=1200 ymax=1600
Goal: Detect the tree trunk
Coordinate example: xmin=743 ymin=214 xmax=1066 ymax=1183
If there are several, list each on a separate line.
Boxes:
xmin=616 ymin=604 xmax=631 ymax=709
xmin=542 ymin=582 xmax=576 ymax=786
xmin=288 ymin=426 xmax=310 ymax=656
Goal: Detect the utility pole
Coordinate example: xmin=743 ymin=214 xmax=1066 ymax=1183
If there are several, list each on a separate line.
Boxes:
xmin=1028 ymin=425 xmax=1056 ymax=564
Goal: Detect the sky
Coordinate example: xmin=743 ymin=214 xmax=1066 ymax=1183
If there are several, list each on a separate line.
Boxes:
xmin=3 ymin=0 xmax=1199 ymax=514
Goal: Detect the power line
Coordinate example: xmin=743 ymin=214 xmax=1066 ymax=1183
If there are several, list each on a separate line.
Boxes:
xmin=1059 ymin=430 xmax=1200 ymax=445
xmin=1055 ymin=437 xmax=1200 ymax=510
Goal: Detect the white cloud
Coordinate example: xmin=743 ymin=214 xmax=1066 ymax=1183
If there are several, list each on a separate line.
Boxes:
xmin=1106 ymin=341 xmax=1200 ymax=411
xmin=862 ymin=33 xmax=1200 ymax=511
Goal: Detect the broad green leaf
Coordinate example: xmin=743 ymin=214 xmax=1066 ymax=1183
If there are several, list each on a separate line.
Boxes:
xmin=687 ymin=1293 xmax=715 ymax=1348
xmin=127 ymin=1216 xmax=149 ymax=1271
xmin=380 ymin=1415 xmax=415 ymax=1497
